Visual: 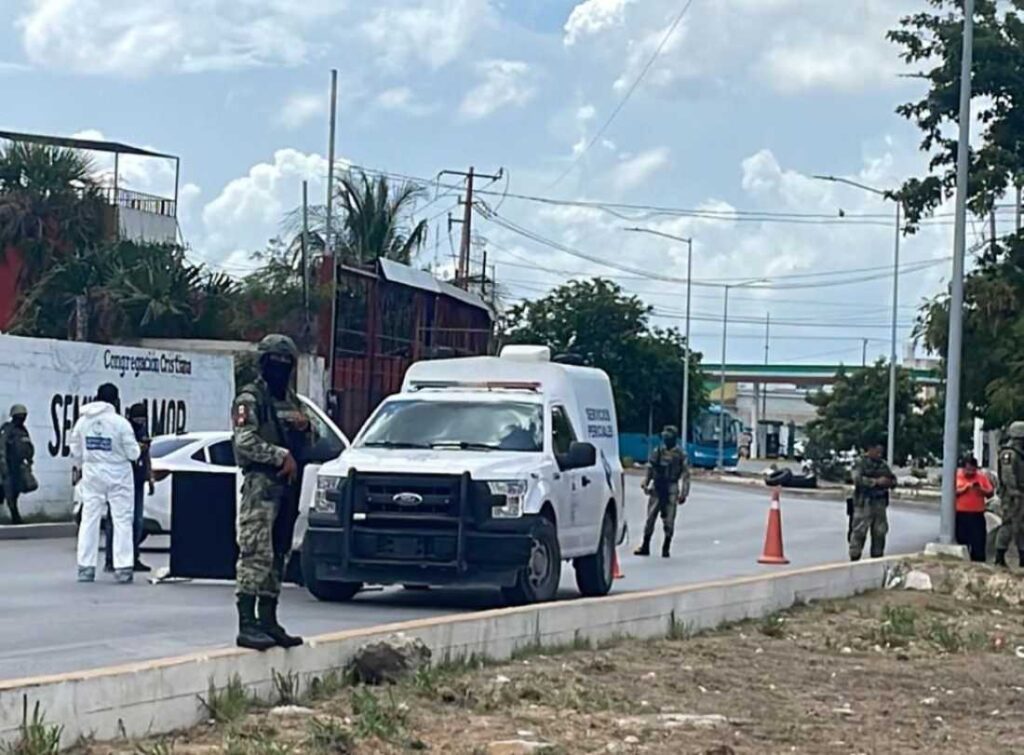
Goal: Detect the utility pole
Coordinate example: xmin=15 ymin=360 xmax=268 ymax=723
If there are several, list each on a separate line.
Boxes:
xmin=301 ymin=180 xmax=310 ymax=340
xmin=761 ymin=313 xmax=769 ymax=417
xmin=990 ymin=205 xmax=998 ymax=255
xmin=1016 ymin=183 xmax=1022 ymax=233
xmin=325 ymin=69 xmax=340 ymax=394
xmin=862 ymin=338 xmax=868 ymax=367
xmin=481 ymin=248 xmax=488 ymax=297
xmin=440 ymin=166 xmax=502 ymax=288
xmin=939 ymin=0 xmax=975 ymax=546
xmin=718 ymin=285 xmax=730 ymax=471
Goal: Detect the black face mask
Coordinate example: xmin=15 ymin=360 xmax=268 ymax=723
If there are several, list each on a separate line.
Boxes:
xmin=262 ymin=359 xmax=294 ymax=398
xmin=12 ymin=416 xmax=26 ymax=428
xmin=662 ymin=433 xmax=678 ymax=449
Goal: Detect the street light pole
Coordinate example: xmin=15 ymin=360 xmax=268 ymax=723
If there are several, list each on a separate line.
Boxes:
xmin=718 ymin=284 xmax=730 ymax=470
xmin=623 ymin=227 xmax=693 ymax=449
xmin=813 ymin=173 xmax=901 ymax=467
xmin=939 ymin=0 xmax=976 ymax=545
xmin=888 ymin=201 xmax=901 ymax=467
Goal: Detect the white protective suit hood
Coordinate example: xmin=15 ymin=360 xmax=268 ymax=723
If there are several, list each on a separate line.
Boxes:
xmin=71 ymin=401 xmax=141 ymax=473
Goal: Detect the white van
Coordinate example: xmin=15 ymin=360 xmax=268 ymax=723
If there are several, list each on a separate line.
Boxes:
xmin=303 ymin=345 xmax=625 ymax=605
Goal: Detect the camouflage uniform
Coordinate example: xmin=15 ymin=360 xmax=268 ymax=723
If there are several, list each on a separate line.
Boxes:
xmin=0 ymin=404 xmax=33 ymax=525
xmin=849 ymin=455 xmax=895 ymax=560
xmin=995 ymin=423 xmax=1024 ymax=566
xmin=233 ymin=374 xmax=312 ymax=598
xmin=638 ymin=437 xmax=690 ymax=556
xmin=232 ymin=335 xmax=313 ymax=651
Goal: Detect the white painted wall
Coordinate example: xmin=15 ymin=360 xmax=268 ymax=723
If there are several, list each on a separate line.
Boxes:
xmin=0 ymin=335 xmax=233 ymax=517
xmin=118 ymin=207 xmax=178 ymax=244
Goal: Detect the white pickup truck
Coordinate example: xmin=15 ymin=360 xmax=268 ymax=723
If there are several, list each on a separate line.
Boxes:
xmin=303 ymin=345 xmax=625 ymax=605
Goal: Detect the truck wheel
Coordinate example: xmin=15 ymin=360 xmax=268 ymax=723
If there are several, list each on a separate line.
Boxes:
xmin=502 ymin=517 xmax=561 ymax=606
xmin=301 ymin=540 xmax=362 ymax=602
xmin=574 ymin=509 xmax=615 ymax=597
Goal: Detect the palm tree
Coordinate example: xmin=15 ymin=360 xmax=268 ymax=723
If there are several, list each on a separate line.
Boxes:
xmin=332 ymin=171 xmax=428 ymax=265
xmin=0 ymin=140 xmax=105 ymax=275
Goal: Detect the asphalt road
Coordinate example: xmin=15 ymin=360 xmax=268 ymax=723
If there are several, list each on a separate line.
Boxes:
xmin=0 ymin=479 xmax=939 ymax=682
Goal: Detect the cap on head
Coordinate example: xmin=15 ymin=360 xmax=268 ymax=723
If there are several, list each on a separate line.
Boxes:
xmin=662 ymin=425 xmax=679 ymax=437
xmin=9 ymin=404 xmax=27 ymax=418
xmin=257 ymin=334 xmax=298 ymax=361
xmin=128 ymin=402 xmax=147 ymax=420
xmin=1008 ymin=421 xmax=1024 ymax=440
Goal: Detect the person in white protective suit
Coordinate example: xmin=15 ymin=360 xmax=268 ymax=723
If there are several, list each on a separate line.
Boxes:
xmin=71 ymin=383 xmax=140 ymax=583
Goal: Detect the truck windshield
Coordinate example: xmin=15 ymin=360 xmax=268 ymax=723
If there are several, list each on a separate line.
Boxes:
xmin=359 ymin=400 xmax=544 ymax=452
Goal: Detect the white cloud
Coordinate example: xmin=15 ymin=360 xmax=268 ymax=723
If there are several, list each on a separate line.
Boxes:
xmin=69 ymin=129 xmax=179 ymax=198
xmin=375 ymin=87 xmax=434 ymax=116
xmin=17 ymin=0 xmax=343 ymax=76
xmin=564 ymin=0 xmax=633 ymax=47
xmin=459 ymin=59 xmax=536 ymax=120
xmin=276 ymin=92 xmax=326 ymax=130
xmin=362 ymin=0 xmax=491 ymax=71
xmin=197 ymin=148 xmax=340 ymax=265
xmin=611 ymin=146 xmax=670 ymax=191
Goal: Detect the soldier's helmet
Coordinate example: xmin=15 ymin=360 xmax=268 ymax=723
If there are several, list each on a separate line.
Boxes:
xmin=9 ymin=404 xmax=27 ymax=418
xmin=1008 ymin=421 xmax=1024 ymax=440
xmin=257 ymin=334 xmax=298 ymax=362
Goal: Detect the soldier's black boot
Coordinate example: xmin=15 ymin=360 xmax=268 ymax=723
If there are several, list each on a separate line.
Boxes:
xmin=258 ymin=596 xmax=303 ymax=648
xmin=236 ymin=595 xmax=276 ymax=651
xmin=662 ymin=535 xmax=672 ymax=558
xmin=995 ymin=549 xmax=1009 ymax=568
xmin=634 ymin=538 xmax=651 ymax=557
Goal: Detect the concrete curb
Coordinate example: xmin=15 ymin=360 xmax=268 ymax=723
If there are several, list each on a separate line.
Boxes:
xmin=0 ymin=556 xmax=901 ymax=747
xmin=0 ymin=523 xmax=76 ymax=541
xmin=695 ymin=474 xmax=941 ymax=511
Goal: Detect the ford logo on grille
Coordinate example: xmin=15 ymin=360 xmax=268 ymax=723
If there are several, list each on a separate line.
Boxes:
xmin=392 ymin=492 xmax=423 ymax=506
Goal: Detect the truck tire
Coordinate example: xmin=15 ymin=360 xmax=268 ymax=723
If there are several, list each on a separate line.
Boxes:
xmin=574 ymin=509 xmax=615 ymax=597
xmin=301 ymin=540 xmax=362 ymax=602
xmin=501 ymin=517 xmax=561 ymax=605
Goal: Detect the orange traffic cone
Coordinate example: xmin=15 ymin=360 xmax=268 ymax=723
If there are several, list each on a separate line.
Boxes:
xmin=612 ymin=548 xmax=624 ymax=579
xmin=758 ymin=487 xmax=790 ymax=565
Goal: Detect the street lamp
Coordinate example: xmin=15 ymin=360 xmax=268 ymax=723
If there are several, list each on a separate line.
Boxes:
xmin=814 ymin=174 xmax=902 ymax=468
xmin=718 ymin=278 xmax=766 ymax=469
xmin=623 ymin=228 xmax=693 ymax=449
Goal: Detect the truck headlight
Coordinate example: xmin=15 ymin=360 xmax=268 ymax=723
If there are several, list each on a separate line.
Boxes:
xmin=314 ymin=475 xmax=342 ymax=513
xmin=487 ymin=479 xmax=528 ymax=518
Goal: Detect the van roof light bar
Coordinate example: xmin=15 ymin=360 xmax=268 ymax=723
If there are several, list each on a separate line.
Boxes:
xmin=409 ymin=380 xmax=541 ymax=392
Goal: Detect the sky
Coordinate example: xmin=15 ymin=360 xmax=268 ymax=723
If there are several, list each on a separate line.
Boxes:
xmin=0 ymin=0 xmax=1001 ymax=366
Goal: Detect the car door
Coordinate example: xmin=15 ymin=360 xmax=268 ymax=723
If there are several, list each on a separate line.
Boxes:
xmin=294 ymin=395 xmax=350 ymax=550
xmin=550 ymin=404 xmax=588 ymax=556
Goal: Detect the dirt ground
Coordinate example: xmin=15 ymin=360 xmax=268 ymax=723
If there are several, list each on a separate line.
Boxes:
xmin=66 ymin=559 xmax=1024 ymax=755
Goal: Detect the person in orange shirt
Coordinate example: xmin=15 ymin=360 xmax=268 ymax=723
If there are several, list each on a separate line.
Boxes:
xmin=955 ymin=455 xmax=994 ymax=562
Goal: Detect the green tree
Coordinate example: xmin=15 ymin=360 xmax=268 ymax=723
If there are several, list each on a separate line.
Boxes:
xmin=890 ymin=1 xmax=1024 ymax=429
xmin=500 ymin=278 xmax=707 ymax=433
xmin=0 ymin=140 xmax=105 ymax=286
xmin=321 ymin=170 xmax=428 ymax=266
xmin=805 ymin=361 xmax=943 ymax=467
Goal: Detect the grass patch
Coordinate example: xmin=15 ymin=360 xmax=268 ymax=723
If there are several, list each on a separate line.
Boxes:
xmin=305 ymin=718 xmax=353 ymax=755
xmin=510 ymin=632 xmax=594 ymax=661
xmin=870 ymin=605 xmax=919 ymax=648
xmin=666 ymin=611 xmax=694 ymax=641
xmin=758 ymin=613 xmax=786 ymax=639
xmin=199 ymin=676 xmax=254 ymax=724
xmin=134 ymin=741 xmax=174 ymax=755
xmin=2 ymin=699 xmax=63 ymax=755
xmin=307 ymin=670 xmax=347 ymax=702
xmin=351 ymin=687 xmax=408 ymax=742
xmin=271 ymin=669 xmax=301 ymax=706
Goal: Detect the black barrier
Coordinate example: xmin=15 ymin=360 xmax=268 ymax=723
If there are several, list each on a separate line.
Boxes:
xmin=168 ymin=471 xmax=302 ymax=583
xmin=169 ymin=471 xmax=238 ymax=580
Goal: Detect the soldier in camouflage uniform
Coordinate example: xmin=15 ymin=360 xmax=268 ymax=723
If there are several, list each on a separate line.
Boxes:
xmin=232 ymin=334 xmax=313 ymax=650
xmin=635 ymin=425 xmax=690 ymax=558
xmin=849 ymin=440 xmax=896 ymax=561
xmin=995 ymin=421 xmax=1024 ymax=569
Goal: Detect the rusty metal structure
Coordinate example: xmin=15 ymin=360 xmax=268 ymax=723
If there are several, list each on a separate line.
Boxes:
xmin=321 ymin=258 xmax=494 ymax=437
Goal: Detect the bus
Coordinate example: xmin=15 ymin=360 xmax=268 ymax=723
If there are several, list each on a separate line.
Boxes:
xmin=688 ymin=405 xmax=742 ymax=469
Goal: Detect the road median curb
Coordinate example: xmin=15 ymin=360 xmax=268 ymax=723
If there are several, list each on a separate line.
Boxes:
xmin=0 ymin=556 xmax=903 ymax=747
xmin=0 ymin=523 xmax=76 ymax=540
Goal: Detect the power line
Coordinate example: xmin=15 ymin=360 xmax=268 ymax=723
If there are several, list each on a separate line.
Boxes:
xmin=549 ymin=0 xmax=697 ymax=188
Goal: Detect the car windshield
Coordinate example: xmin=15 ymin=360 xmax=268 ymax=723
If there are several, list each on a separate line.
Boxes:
xmin=150 ymin=437 xmax=202 ymax=459
xmin=359 ymin=400 xmax=543 ymax=452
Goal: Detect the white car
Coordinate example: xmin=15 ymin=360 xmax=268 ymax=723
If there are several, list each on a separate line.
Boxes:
xmin=73 ymin=395 xmax=350 ymax=552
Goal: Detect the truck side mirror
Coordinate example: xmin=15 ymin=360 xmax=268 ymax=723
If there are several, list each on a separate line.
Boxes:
xmin=301 ymin=435 xmax=345 ymax=465
xmin=565 ymin=441 xmax=597 ymax=470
